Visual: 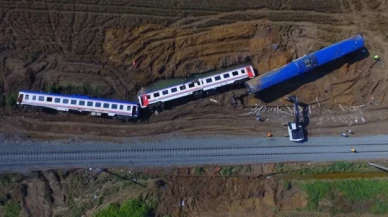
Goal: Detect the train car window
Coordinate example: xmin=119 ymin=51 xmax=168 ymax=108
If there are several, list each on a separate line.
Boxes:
xmin=79 ymin=101 xmax=85 ymax=106
xmin=25 ymin=95 xmax=29 ymax=100
xmin=47 ymin=97 xmax=53 ymax=102
xmin=54 ymin=98 xmax=60 ymax=103
xmin=71 ymin=100 xmax=77 ymax=105
xmin=196 ymin=81 xmax=200 ymax=86
xmin=188 ymin=83 xmax=195 ymax=88
xmin=33 ymin=95 xmax=37 ymax=100
xmin=162 ymin=90 xmax=168 ymax=95
xmin=171 ymin=88 xmax=177 ymax=93
xmin=38 ymin=96 xmax=45 ymax=101
xmin=87 ymin=101 xmax=93 ymax=106
xmin=119 ymin=105 xmax=123 ymax=110
xmin=303 ymin=56 xmax=318 ymax=68
xmin=103 ymin=103 xmax=109 ymax=108
xmin=223 ymin=73 xmax=230 ymax=78
xmin=154 ymin=92 xmax=160 ymax=98
xmin=111 ymin=104 xmax=118 ymax=109
xmin=180 ymin=85 xmax=186 ymax=90
xmin=232 ymin=71 xmax=238 ymax=76
xmin=63 ymin=99 xmax=69 ymax=104
xmin=147 ymin=95 xmax=151 ymax=99
xmin=95 ymin=102 xmax=101 ymax=107
xmin=205 ymin=78 xmax=212 ymax=83
xmin=127 ymin=106 xmax=131 ymax=111
xmin=241 ymin=69 xmax=246 ymax=74
xmin=215 ymin=76 xmax=221 ymax=81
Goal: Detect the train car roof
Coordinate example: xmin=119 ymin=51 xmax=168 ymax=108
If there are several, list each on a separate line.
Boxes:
xmin=138 ymin=62 xmax=253 ymax=95
xmin=19 ymin=90 xmax=138 ymax=105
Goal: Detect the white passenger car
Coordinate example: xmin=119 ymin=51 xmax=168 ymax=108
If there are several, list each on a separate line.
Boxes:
xmin=17 ymin=90 xmax=139 ymax=120
xmin=137 ymin=64 xmax=256 ymax=110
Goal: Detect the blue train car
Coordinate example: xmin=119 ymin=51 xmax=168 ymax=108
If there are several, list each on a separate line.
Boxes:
xmin=245 ymin=34 xmax=365 ymax=94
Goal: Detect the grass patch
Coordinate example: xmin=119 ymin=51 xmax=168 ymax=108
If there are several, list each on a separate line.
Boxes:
xmin=0 ymin=174 xmax=24 ymax=185
xmin=68 ymin=200 xmax=94 ymax=217
xmin=94 ymin=199 xmax=154 ymax=217
xmin=64 ymin=174 xmax=87 ymax=201
xmin=220 ymin=166 xmax=243 ymax=176
xmin=194 ymin=168 xmax=204 ymax=176
xmin=278 ymin=162 xmax=372 ymax=175
xmin=298 ymin=162 xmax=370 ymax=175
xmin=3 ymin=200 xmax=21 ymax=217
xmin=300 ymin=179 xmax=388 ymax=213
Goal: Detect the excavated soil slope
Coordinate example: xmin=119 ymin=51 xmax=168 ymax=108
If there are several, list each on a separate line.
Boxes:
xmin=1 ymin=0 xmax=387 ymax=104
xmin=0 ymin=0 xmax=388 ymax=139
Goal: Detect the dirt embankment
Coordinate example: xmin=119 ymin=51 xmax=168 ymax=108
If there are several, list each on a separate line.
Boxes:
xmin=0 ymin=0 xmax=388 ymax=140
xmin=0 ymin=165 xmax=308 ymax=217
xmin=0 ymin=0 xmax=387 ymax=105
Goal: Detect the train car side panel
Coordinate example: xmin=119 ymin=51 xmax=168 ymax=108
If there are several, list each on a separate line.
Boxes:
xmin=245 ymin=34 xmax=364 ymax=94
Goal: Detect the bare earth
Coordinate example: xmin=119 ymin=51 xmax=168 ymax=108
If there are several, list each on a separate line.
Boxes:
xmin=1 ymin=0 xmax=388 ymax=216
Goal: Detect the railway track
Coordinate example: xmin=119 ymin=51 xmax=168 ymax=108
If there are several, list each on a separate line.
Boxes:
xmin=1 ymin=136 xmax=388 ymax=172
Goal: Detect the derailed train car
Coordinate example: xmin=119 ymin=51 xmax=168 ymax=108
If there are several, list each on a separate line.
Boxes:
xmin=137 ymin=63 xmax=255 ymax=111
xmin=16 ymin=35 xmax=366 ymax=120
xmin=245 ymin=34 xmax=365 ymax=94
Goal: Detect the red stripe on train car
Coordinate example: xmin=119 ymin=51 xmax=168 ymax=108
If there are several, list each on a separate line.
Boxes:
xmin=246 ymin=66 xmax=254 ymax=78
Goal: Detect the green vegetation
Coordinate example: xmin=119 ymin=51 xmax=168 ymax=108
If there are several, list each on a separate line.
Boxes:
xmin=301 ymin=179 xmax=388 ymax=214
xmin=276 ymin=162 xmax=372 ymax=175
xmin=297 ymin=162 xmax=370 ymax=175
xmin=194 ymin=167 xmax=204 ymax=176
xmin=0 ymin=174 xmax=24 ymax=185
xmin=3 ymin=200 xmax=21 ymax=217
xmin=6 ymin=93 xmax=17 ymax=106
xmin=220 ymin=166 xmax=243 ymax=176
xmin=69 ymin=200 xmax=94 ymax=217
xmin=94 ymin=199 xmax=153 ymax=217
xmin=47 ymin=83 xmax=103 ymax=97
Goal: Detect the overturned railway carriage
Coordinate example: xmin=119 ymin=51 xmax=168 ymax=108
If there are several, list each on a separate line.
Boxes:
xmin=245 ymin=34 xmax=365 ymax=94
xmin=17 ymin=91 xmax=139 ymax=120
xmin=137 ymin=63 xmax=255 ymax=111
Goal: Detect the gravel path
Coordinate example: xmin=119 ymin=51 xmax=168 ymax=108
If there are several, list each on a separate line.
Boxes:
xmin=1 ymin=134 xmax=388 ymax=173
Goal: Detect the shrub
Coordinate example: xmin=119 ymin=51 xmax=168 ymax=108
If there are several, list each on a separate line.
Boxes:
xmin=94 ymin=199 xmax=153 ymax=217
xmin=194 ymin=168 xmax=204 ymax=176
xmin=0 ymin=174 xmax=24 ymax=184
xmin=6 ymin=93 xmax=18 ymax=106
xmin=4 ymin=200 xmax=21 ymax=217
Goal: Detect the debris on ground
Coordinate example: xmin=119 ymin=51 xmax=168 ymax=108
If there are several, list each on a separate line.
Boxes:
xmin=210 ymin=98 xmax=219 ymax=104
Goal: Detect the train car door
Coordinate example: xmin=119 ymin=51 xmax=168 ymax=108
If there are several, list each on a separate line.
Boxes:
xmin=17 ymin=93 xmax=24 ymax=104
xmin=132 ymin=106 xmax=138 ymax=117
xmin=141 ymin=95 xmax=149 ymax=107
